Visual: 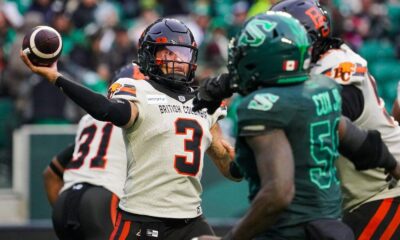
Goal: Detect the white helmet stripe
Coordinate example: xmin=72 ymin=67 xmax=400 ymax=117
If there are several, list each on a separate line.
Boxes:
xmin=29 ymin=26 xmax=62 ymax=59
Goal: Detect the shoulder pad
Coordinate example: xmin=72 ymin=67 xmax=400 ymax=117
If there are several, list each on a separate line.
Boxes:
xmin=108 ymin=78 xmax=138 ymax=100
xmin=236 ymin=90 xmax=293 ymax=133
xmin=112 ymin=63 xmax=147 ymax=83
xmin=311 ymin=45 xmax=368 ymax=85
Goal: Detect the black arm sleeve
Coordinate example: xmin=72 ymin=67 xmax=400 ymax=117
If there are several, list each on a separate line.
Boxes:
xmin=341 ymin=85 xmax=364 ymax=121
xmin=49 ymin=143 xmax=75 ymax=179
xmin=49 ymin=162 xmax=63 ymax=179
xmin=56 ymin=143 xmax=75 ymax=168
xmin=55 ymin=76 xmax=131 ymax=126
xmin=339 ymin=119 xmax=397 ymax=171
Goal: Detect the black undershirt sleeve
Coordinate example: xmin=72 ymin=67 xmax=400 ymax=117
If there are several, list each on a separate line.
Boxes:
xmin=49 ymin=162 xmax=63 ymax=179
xmin=341 ymin=85 xmax=364 ymax=121
xmin=49 ymin=143 xmax=75 ymax=179
xmin=55 ymin=76 xmax=131 ymax=126
xmin=56 ymin=143 xmax=75 ymax=168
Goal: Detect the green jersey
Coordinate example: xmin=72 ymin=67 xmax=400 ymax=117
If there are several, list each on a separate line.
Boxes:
xmin=235 ymin=75 xmax=342 ymax=239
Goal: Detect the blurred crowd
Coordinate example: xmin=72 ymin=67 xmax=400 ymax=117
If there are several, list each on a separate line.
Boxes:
xmin=0 ymin=0 xmax=400 ymax=186
xmin=1 ymin=0 xmax=400 ymax=123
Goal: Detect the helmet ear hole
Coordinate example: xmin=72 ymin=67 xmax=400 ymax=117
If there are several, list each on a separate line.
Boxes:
xmin=272 ymin=29 xmax=279 ymax=38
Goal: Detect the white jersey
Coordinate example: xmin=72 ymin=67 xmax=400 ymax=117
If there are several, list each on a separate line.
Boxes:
xmin=311 ymin=44 xmax=400 ymax=211
xmin=109 ymin=78 xmax=226 ymax=218
xmin=62 ymin=114 xmax=127 ymax=198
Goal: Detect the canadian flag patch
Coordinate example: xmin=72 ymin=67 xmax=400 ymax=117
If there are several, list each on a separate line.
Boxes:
xmin=283 ymin=60 xmax=298 ymax=71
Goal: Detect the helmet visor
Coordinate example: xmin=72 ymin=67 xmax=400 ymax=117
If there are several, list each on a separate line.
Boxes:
xmin=161 ymin=45 xmax=197 ymax=63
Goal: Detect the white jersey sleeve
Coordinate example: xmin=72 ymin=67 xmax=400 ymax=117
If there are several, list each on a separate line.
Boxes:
xmin=108 ymin=78 xmax=145 ymax=102
xmin=311 ymin=44 xmax=368 ymax=86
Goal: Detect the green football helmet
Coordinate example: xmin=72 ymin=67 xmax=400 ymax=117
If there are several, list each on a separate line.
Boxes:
xmin=228 ymin=11 xmax=311 ymax=95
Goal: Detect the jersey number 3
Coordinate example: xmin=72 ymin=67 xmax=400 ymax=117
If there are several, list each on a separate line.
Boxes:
xmin=66 ymin=123 xmax=113 ymax=169
xmin=174 ymin=118 xmax=203 ymax=176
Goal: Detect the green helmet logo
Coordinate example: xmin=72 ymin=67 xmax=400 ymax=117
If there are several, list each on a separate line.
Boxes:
xmin=238 ymin=19 xmax=277 ymax=47
xmin=229 ymin=11 xmax=311 ymax=95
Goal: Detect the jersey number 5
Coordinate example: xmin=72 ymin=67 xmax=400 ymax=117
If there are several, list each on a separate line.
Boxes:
xmin=309 ymin=119 xmax=340 ymax=189
xmin=174 ymin=118 xmax=203 ymax=176
xmin=66 ymin=123 xmax=114 ymax=169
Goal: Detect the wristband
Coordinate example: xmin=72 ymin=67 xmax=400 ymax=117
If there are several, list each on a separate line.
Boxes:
xmin=49 ymin=161 xmax=63 ymax=179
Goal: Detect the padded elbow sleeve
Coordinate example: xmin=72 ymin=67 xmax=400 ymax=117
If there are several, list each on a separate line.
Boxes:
xmin=56 ymin=143 xmax=75 ymax=168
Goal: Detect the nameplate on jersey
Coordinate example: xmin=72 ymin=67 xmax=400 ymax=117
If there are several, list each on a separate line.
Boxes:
xmin=147 ymin=94 xmax=167 ymax=104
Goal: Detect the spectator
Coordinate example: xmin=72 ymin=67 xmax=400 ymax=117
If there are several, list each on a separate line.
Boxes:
xmin=27 ymin=0 xmax=54 ymax=23
xmin=5 ymin=12 xmax=44 ymax=104
xmin=127 ymin=8 xmax=159 ymax=50
xmin=226 ymin=0 xmax=249 ymax=39
xmin=107 ymin=26 xmax=137 ymax=74
xmin=71 ymin=0 xmax=98 ymax=29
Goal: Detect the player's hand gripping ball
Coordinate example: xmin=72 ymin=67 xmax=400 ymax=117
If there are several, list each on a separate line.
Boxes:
xmin=22 ymin=26 xmax=63 ymax=67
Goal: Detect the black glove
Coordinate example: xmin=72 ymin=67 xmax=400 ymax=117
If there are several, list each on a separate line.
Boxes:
xmin=229 ymin=161 xmax=244 ymax=179
xmin=385 ymin=172 xmax=399 ymax=189
xmin=192 ymin=73 xmax=234 ymax=114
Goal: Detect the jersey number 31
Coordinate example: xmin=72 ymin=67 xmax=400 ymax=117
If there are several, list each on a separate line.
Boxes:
xmin=66 ymin=123 xmax=113 ymax=170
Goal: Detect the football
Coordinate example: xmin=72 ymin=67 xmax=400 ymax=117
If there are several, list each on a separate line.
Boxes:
xmin=22 ymin=26 xmax=63 ymax=67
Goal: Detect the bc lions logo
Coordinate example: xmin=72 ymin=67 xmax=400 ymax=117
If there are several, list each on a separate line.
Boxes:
xmin=334 ymin=62 xmax=354 ymax=82
xmin=108 ymin=83 xmax=122 ymax=98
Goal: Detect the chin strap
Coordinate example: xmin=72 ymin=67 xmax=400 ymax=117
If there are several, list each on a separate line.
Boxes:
xmin=155 ymin=74 xmax=192 ymax=93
